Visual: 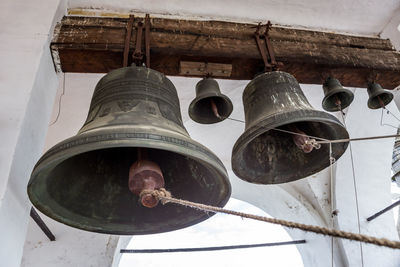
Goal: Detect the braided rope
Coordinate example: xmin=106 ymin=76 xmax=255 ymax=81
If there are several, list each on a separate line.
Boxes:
xmin=144 ymin=189 xmax=400 ymax=250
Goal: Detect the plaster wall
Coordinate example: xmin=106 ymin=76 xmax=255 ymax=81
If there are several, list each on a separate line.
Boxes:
xmin=68 ymin=0 xmax=400 ymax=36
xmin=0 ymin=0 xmax=65 ymax=266
xmin=381 ymin=7 xmax=400 ymax=50
xmin=335 ymin=90 xmax=400 ymax=266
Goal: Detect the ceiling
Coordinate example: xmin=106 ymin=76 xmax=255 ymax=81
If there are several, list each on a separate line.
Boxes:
xmin=68 ymin=0 xmax=400 ymax=36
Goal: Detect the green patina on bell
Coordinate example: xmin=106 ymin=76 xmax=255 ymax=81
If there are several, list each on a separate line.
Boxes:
xmin=322 ymin=77 xmax=354 ymax=112
xmin=232 ymin=71 xmax=349 ymax=184
xmin=367 ymin=82 xmax=393 ymax=109
xmin=28 ymin=66 xmax=231 ymax=235
xmin=189 ymin=78 xmax=233 ymax=124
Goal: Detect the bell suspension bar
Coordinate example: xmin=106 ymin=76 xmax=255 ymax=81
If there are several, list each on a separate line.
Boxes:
xmin=123 ymin=15 xmax=135 ymax=67
xmin=366 ymin=199 xmax=400 ymax=222
xmin=122 ymin=14 xmax=151 ymax=67
xmin=254 ymin=21 xmax=283 ymax=71
xmin=120 ymin=240 xmax=306 ymax=253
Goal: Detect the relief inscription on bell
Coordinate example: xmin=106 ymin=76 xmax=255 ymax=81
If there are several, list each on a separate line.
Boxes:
xmin=253 ymin=134 xmax=277 ymax=165
xmin=117 ymin=100 xmax=140 ymax=112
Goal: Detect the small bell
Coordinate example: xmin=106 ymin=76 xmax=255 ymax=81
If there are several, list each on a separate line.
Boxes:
xmin=189 ymin=78 xmax=233 ymax=124
xmin=367 ymin=82 xmax=393 ymax=109
xmin=322 ymin=77 xmax=354 ymax=112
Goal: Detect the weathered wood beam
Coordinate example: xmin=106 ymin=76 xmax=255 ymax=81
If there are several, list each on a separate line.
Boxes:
xmin=51 ymin=16 xmax=400 ymax=89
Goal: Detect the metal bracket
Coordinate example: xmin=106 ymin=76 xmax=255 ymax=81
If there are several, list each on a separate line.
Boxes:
xmin=145 ymin=14 xmax=151 ymax=68
xmin=123 ymin=15 xmax=135 ymax=67
xmin=132 ymin=20 xmax=144 ymax=65
xmin=122 ymin=14 xmax=151 ymax=67
xmin=132 ymin=14 xmax=151 ymax=67
xmin=254 ymin=21 xmax=283 ymax=71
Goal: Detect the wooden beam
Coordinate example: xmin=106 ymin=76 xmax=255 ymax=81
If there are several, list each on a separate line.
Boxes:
xmin=51 ymin=16 xmax=400 ymax=89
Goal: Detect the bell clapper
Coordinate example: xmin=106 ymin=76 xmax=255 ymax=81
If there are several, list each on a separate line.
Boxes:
xmin=378 ymin=96 xmax=386 ymax=109
xmin=210 ymin=99 xmax=222 ymax=119
xmin=287 ymin=125 xmax=321 ymax=153
xmin=335 ymin=96 xmax=346 ymax=116
xmin=335 ymin=95 xmax=342 ymax=109
xmin=129 ymin=149 xmax=165 ymax=208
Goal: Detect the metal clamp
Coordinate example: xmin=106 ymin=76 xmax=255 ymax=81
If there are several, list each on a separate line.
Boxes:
xmin=254 ymin=21 xmax=283 ymax=71
xmin=123 ymin=15 xmax=135 ymax=67
xmin=123 ymin=14 xmax=151 ymax=67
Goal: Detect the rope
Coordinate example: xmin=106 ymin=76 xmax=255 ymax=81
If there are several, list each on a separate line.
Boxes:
xmin=49 ymin=73 xmax=66 ymax=126
xmin=380 ymin=107 xmax=400 ymax=130
xmin=339 ymin=109 xmax=364 ymax=266
xmin=384 ymin=107 xmax=400 ymax=124
xmin=143 ymin=189 xmax=400 ymax=250
xmin=316 ymin=134 xmax=400 ymax=144
xmin=329 ymin=142 xmax=335 ymax=267
xmin=225 ymin=117 xmax=329 ymax=141
xmin=224 ymin=117 xmax=400 ymax=145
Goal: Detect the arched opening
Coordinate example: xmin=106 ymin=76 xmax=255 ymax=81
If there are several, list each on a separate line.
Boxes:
xmin=118 ymin=198 xmax=304 ymax=267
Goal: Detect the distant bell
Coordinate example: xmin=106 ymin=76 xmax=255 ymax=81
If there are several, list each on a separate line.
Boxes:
xmin=232 ymin=71 xmax=349 ymax=184
xmin=189 ymin=78 xmax=233 ymax=124
xmin=322 ymin=77 xmax=354 ymax=112
xmin=367 ymin=82 xmax=393 ymax=109
xmin=28 ymin=66 xmax=231 ymax=235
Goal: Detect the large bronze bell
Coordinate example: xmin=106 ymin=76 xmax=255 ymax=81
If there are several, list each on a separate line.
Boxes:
xmin=322 ymin=77 xmax=354 ymax=112
xmin=28 ymin=66 xmax=231 ymax=235
xmin=189 ymin=78 xmax=233 ymax=124
xmin=367 ymin=82 xmax=393 ymax=109
xmin=232 ymin=71 xmax=349 ymax=184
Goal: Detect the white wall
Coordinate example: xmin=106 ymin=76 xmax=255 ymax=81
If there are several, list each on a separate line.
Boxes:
xmin=335 ymin=90 xmax=400 ymax=266
xmin=381 ymin=8 xmax=400 ymax=50
xmin=0 ymin=1 xmax=65 ymax=266
xmin=68 ymin=0 xmax=399 ymax=35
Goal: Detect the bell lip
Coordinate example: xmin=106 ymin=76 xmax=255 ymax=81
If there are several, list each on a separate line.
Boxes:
xmin=28 ymin=127 xmax=231 ymax=235
xmin=367 ymin=91 xmax=394 ymax=109
xmin=231 ymin=109 xmax=349 ymax=184
xmin=188 ymin=93 xmax=234 ymax=124
xmin=322 ymin=88 xmax=354 ymax=112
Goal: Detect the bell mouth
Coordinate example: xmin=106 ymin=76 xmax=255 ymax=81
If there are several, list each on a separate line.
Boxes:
xmin=367 ymin=92 xmax=394 ymax=109
xmin=189 ymin=94 xmax=233 ymax=124
xmin=232 ymin=109 xmax=349 ymax=184
xmin=28 ymin=128 xmax=231 ymax=235
xmin=322 ymin=89 xmax=354 ymax=112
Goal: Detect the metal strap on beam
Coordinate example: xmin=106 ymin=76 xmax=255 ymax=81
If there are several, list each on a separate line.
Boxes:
xmin=132 ymin=14 xmax=151 ymax=67
xmin=254 ymin=21 xmax=283 ymax=71
xmin=123 ymin=15 xmax=135 ymax=67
